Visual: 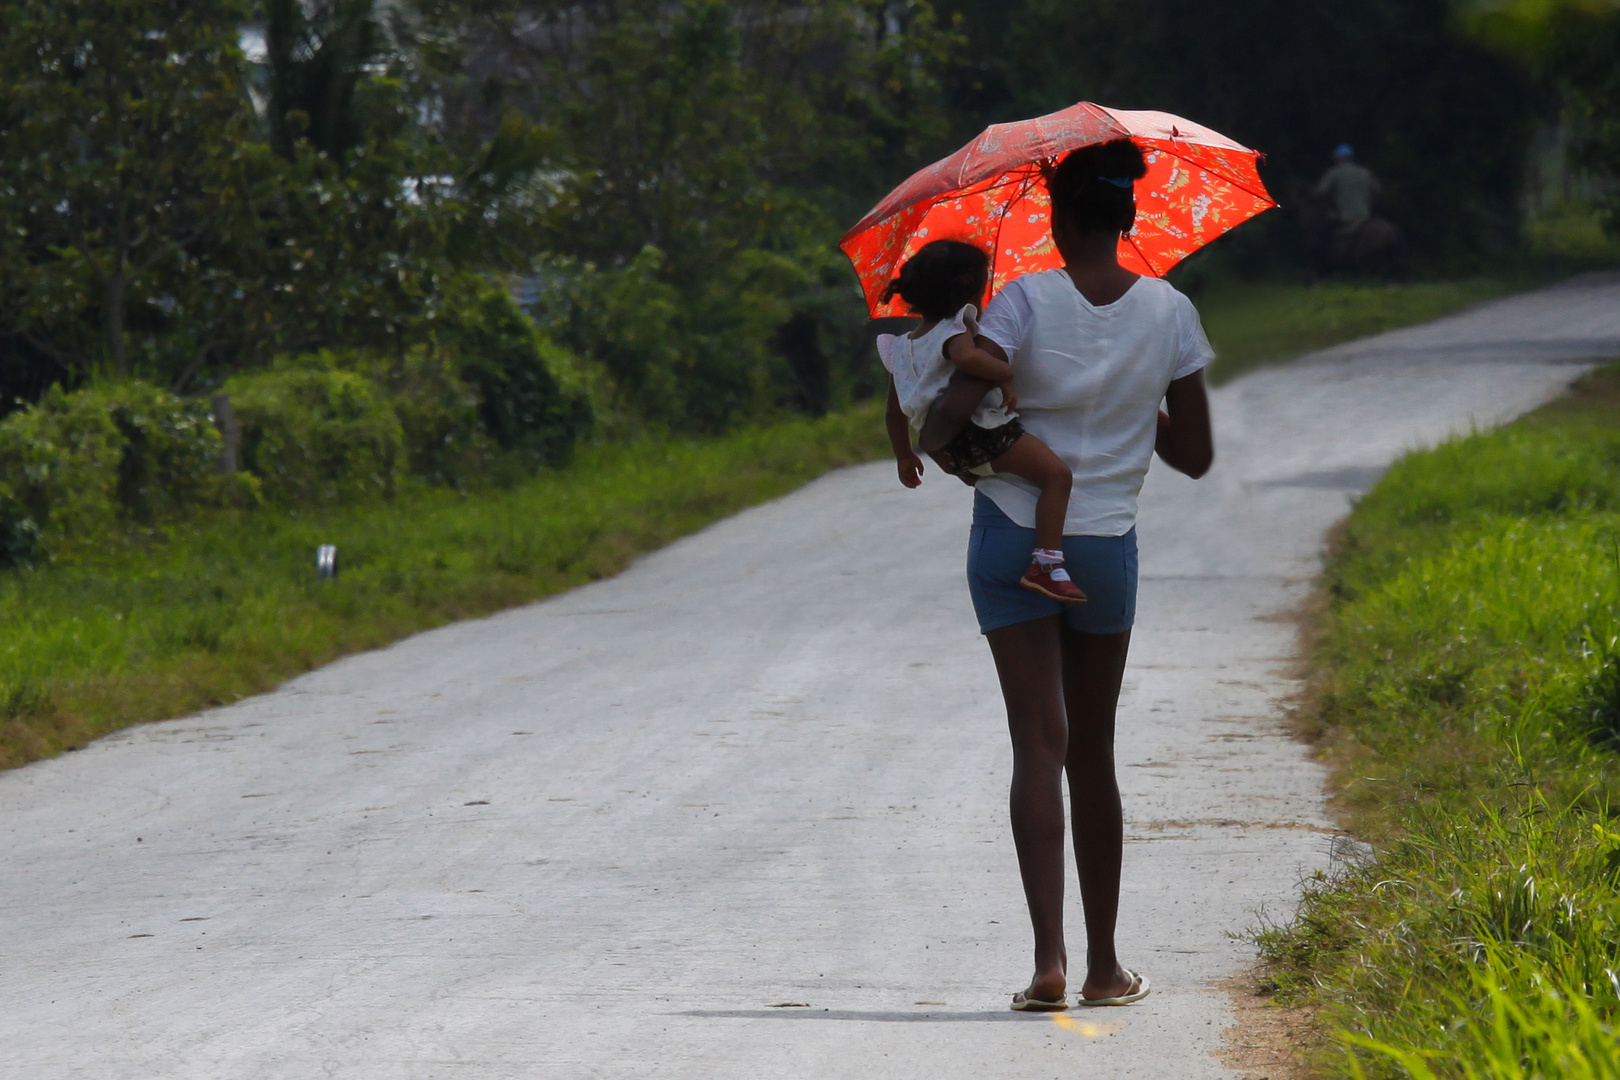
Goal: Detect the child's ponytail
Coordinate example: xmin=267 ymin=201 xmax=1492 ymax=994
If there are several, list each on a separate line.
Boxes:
xmin=880 ymin=240 xmax=990 ymax=321
xmin=879 ymin=263 xmax=911 ymax=307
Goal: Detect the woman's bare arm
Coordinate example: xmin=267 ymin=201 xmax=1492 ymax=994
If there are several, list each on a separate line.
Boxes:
xmin=1155 ymin=369 xmax=1213 ymax=478
xmin=918 ymin=336 xmax=1011 ymax=454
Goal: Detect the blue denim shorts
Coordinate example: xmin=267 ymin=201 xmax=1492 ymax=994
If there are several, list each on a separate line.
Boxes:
xmin=966 ymin=492 xmax=1137 ymax=635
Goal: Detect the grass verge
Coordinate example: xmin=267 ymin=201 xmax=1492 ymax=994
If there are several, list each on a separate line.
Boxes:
xmin=1198 ymin=278 xmax=1529 ymax=386
xmin=0 ymin=403 xmax=887 ymax=771
xmin=1256 ymin=365 xmax=1620 ymax=1077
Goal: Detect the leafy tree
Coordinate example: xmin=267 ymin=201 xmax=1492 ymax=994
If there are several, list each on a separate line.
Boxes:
xmin=431 ymin=274 xmax=592 ymax=465
xmin=1557 ymin=12 xmax=1620 ymax=232
xmin=442 ymin=0 xmax=959 ymax=427
xmin=1456 ymin=0 xmax=1620 ymax=234
xmin=265 ymin=0 xmax=386 ymax=161
xmin=0 ymin=0 xmax=265 ymax=378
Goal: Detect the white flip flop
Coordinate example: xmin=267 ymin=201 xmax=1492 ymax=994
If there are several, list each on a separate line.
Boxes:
xmin=1076 ymin=970 xmax=1150 ymax=1006
xmin=1009 ymin=990 xmax=1069 ymax=1012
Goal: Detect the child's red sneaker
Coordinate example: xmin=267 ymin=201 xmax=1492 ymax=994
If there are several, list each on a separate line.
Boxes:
xmin=1020 ymin=562 xmax=1087 ymax=603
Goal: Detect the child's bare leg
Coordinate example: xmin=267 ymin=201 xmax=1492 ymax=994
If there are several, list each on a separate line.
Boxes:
xmin=990 ymin=435 xmax=1072 ymax=552
xmin=992 ymin=434 xmax=1085 ymax=604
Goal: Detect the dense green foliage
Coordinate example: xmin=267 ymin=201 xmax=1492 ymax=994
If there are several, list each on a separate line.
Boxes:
xmin=0 ymin=0 xmax=474 ymax=388
xmin=0 ymin=0 xmax=957 ymax=431
xmin=0 ymin=385 xmax=126 ymax=536
xmin=0 ymin=0 xmax=263 ymax=379
xmin=1456 ymin=0 xmax=1620 ymax=236
xmin=0 ymin=275 xmax=593 ymax=542
xmin=102 ymin=381 xmax=231 ymax=523
xmin=225 ymin=362 xmax=405 ymax=506
xmin=436 ymin=277 xmax=592 ymax=466
xmin=0 ymin=402 xmax=889 ymax=769
xmin=0 ymin=382 xmax=245 ymax=535
xmin=0 ymin=489 xmax=46 ymax=570
xmin=1257 ymin=369 xmax=1620 ymax=1077
xmin=463 ymin=0 xmax=958 ymax=428
xmin=6 ymin=0 xmax=1613 ymax=438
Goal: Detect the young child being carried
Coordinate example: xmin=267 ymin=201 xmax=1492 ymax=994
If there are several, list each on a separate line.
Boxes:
xmin=878 ymin=239 xmax=1085 ymax=603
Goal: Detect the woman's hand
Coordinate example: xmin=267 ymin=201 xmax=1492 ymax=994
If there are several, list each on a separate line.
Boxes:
xmin=896 ymin=451 xmax=925 ymax=488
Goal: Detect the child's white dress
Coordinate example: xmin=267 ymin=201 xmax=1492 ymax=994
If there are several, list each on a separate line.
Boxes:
xmin=876 ymin=303 xmax=1015 ymax=435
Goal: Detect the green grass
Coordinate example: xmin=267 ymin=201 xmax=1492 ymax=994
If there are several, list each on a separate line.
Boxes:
xmin=1256 ymin=366 xmax=1620 ymax=1077
xmin=0 ymin=403 xmax=888 ymax=770
xmin=1198 ymin=279 xmax=1527 ymax=386
xmin=1527 ymin=200 xmax=1620 ymax=271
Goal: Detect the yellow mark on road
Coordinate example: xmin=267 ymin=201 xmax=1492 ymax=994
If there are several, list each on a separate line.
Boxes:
xmin=1050 ymin=1014 xmax=1121 ymax=1037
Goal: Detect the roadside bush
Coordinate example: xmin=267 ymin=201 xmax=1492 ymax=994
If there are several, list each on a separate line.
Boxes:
xmin=0 ymin=381 xmax=239 ymax=535
xmin=437 ymin=275 xmax=593 ymax=465
xmin=533 ymin=247 xmax=796 ymax=434
xmin=224 ymin=359 xmax=404 ymax=506
xmin=101 ymin=382 xmax=225 ymax=523
xmin=283 ymin=345 xmax=492 ymax=489
xmin=383 ymin=347 xmax=493 ymax=488
xmin=0 ymin=484 xmax=45 ymax=569
xmin=0 ymin=385 xmax=122 ymax=536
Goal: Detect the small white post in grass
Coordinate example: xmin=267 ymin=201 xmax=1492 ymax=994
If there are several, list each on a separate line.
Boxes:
xmin=316 ymin=545 xmax=338 ymax=581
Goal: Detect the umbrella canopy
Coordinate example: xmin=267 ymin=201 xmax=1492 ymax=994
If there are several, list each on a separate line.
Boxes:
xmin=840 ymin=103 xmax=1275 ymax=318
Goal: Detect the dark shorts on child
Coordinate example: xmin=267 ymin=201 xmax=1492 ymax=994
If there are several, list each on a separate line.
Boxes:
xmin=966 ymin=492 xmax=1137 ymax=635
xmin=935 ymin=418 xmax=1025 ymax=476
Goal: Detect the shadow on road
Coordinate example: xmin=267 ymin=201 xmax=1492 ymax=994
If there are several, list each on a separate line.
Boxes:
xmin=675 ymin=1009 xmax=1065 ymax=1023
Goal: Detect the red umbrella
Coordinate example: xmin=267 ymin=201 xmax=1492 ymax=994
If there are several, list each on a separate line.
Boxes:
xmin=840 ymin=103 xmax=1275 ymax=318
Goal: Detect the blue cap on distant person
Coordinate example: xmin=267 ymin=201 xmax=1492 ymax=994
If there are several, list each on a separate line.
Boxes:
xmin=1334 ymin=143 xmax=1354 ymax=159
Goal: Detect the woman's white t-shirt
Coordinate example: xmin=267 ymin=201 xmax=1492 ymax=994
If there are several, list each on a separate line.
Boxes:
xmin=976 ymin=270 xmax=1213 ymax=537
xmin=876 ymin=304 xmax=1014 ymax=434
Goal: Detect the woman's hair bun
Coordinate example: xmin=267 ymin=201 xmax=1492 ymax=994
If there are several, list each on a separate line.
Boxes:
xmin=1083 ymin=138 xmax=1148 ymax=182
xmin=1047 ymin=138 xmax=1147 ymax=235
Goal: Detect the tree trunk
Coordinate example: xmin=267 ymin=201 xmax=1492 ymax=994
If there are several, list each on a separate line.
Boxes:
xmin=104 ymin=265 xmax=128 ymax=376
xmin=105 ymin=193 xmax=130 ymax=375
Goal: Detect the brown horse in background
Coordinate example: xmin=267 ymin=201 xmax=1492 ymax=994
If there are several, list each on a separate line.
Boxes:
xmin=1283 ymin=177 xmax=1411 ymax=280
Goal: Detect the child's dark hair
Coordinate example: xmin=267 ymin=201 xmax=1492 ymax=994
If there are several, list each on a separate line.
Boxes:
xmin=1047 ymin=138 xmax=1148 ymax=235
xmin=880 ymin=239 xmax=990 ymax=321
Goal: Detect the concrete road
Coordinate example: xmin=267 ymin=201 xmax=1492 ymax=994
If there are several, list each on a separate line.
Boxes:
xmin=4 ymin=273 xmax=1619 ymax=1080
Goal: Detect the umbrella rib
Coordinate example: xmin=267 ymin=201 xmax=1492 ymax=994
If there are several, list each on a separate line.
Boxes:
xmin=986 ymin=170 xmax=1042 ymax=294
xmin=845 ymin=166 xmax=1046 ymax=244
xmin=1151 ymin=146 xmax=1275 ymax=206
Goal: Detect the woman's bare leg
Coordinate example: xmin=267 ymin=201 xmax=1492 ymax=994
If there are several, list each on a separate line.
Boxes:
xmin=985 ymin=615 xmax=1069 ymax=1001
xmin=1059 ymin=625 xmax=1135 ymax=1000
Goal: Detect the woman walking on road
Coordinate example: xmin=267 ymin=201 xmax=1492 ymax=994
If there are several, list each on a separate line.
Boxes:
xmin=919 ymin=139 xmax=1215 ymax=1011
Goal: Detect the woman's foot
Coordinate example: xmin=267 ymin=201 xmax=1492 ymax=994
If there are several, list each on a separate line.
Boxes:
xmin=1010 ymin=971 xmax=1069 ymax=1012
xmin=1020 ymin=561 xmax=1087 ymax=603
xmin=1077 ymin=967 xmax=1150 ymax=1006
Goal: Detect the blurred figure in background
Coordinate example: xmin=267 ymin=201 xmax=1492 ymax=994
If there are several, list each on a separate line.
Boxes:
xmin=1316 ymin=144 xmax=1381 ymax=235
xmin=1297 ymin=143 xmax=1409 ymax=278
